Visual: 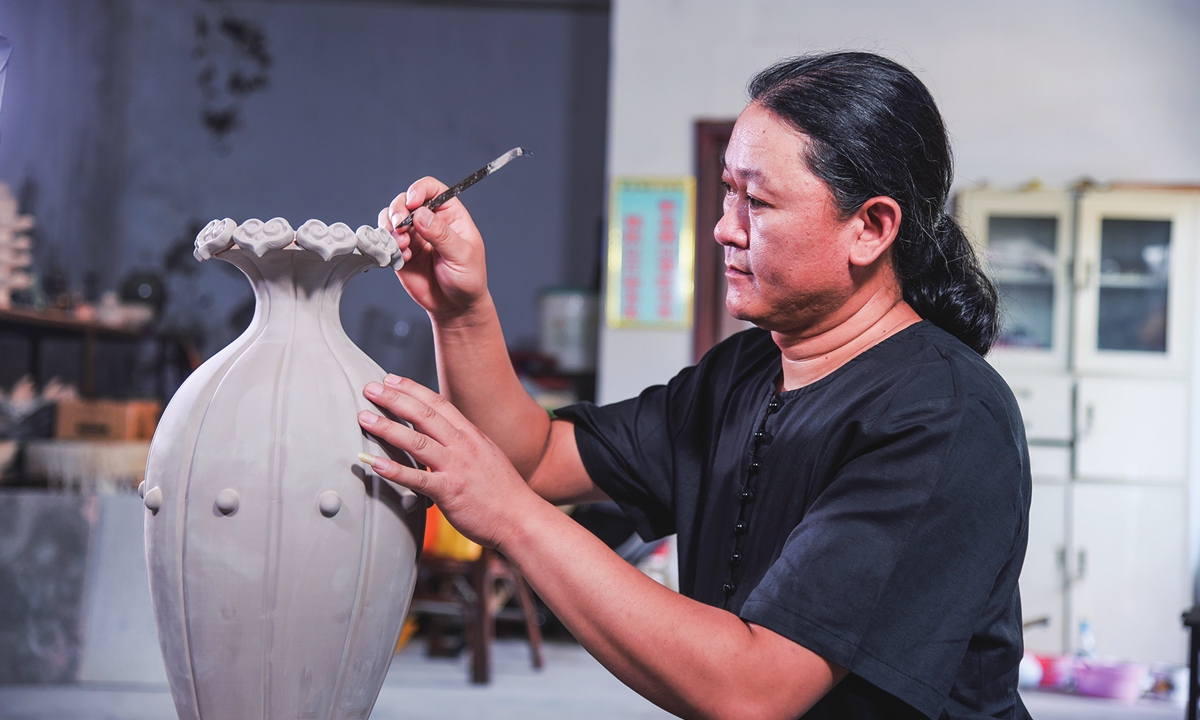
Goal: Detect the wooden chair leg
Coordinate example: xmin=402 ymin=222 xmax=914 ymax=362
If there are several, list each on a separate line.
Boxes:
xmin=470 ymin=549 xmax=494 ymax=684
xmin=512 ymin=569 xmax=544 ymax=669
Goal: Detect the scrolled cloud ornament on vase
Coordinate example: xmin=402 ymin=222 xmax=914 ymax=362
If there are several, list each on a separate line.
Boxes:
xmin=193 ymin=218 xmax=236 ymax=261
xmin=232 ymin=216 xmax=295 ymax=256
xmin=355 ymin=225 xmax=405 ymax=270
xmin=143 ymin=217 xmax=421 ymax=720
xmin=296 ymin=219 xmax=357 ymax=261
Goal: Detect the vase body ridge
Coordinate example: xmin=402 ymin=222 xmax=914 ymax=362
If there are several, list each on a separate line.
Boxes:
xmin=144 ymin=245 xmax=423 ymax=720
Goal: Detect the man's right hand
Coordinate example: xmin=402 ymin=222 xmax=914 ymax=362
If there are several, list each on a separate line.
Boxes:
xmin=380 ymin=176 xmax=491 ymax=325
xmin=378 ymin=175 xmax=600 ymax=498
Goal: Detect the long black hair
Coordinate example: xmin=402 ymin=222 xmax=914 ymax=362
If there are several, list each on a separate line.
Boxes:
xmin=748 ymin=51 xmax=999 ymax=355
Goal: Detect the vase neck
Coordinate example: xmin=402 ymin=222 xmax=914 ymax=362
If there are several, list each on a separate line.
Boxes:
xmin=217 ymin=247 xmax=376 ymax=333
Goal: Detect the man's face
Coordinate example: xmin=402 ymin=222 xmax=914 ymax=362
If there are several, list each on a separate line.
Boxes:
xmin=716 ymin=103 xmax=861 ymax=336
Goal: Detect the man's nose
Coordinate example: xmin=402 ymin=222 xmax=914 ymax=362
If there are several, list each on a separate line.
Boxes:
xmin=714 ymin=203 xmax=747 ymax=248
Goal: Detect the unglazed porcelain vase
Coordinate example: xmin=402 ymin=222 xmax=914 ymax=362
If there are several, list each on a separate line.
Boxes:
xmin=142 ymin=217 xmax=424 ymax=720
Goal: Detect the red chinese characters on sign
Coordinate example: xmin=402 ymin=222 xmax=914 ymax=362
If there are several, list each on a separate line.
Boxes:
xmin=656 ymin=200 xmax=677 ymax=319
xmin=608 ymin=177 xmax=694 ymax=328
xmin=621 ymin=213 xmax=642 ymax=319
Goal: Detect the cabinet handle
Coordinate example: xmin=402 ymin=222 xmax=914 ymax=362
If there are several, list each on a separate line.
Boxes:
xmin=1058 ymin=546 xmax=1086 ymax=585
xmin=1075 ymin=259 xmax=1093 ymax=290
xmin=1081 ymin=404 xmax=1094 ymax=437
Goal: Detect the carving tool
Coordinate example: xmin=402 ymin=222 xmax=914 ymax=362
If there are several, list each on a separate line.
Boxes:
xmin=394 ymin=147 xmax=530 ymax=230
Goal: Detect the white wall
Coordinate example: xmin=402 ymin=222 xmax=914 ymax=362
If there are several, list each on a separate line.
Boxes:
xmin=599 ymin=0 xmax=1200 ymax=403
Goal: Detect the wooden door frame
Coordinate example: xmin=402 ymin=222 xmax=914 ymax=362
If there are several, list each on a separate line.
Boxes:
xmin=693 ymin=120 xmax=736 ymax=362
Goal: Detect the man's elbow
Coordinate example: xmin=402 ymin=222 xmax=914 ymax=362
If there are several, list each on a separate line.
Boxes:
xmin=689 ymin=683 xmax=825 ymax=720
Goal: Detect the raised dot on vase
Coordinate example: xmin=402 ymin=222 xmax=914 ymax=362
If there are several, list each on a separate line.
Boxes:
xmin=319 ymin=491 xmax=342 ymax=518
xmin=215 ymin=489 xmax=240 ymax=516
xmin=138 ymin=480 xmax=147 ymax=498
xmin=144 ymin=487 xmax=163 ymax=513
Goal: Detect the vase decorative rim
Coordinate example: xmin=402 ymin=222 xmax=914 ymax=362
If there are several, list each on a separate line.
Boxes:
xmin=195 ymin=217 xmax=404 ymax=269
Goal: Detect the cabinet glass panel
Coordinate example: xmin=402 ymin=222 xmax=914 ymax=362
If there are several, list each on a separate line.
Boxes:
xmin=1096 ymin=219 xmax=1170 ymax=352
xmin=987 ymin=216 xmax=1058 ymax=349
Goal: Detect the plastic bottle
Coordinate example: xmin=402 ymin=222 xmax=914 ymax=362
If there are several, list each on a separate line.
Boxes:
xmin=1077 ymin=619 xmax=1097 ymax=658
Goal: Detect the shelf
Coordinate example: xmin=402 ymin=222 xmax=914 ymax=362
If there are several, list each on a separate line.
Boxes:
xmin=988 ymin=268 xmax=1056 ymax=285
xmin=993 ymin=277 xmax=1051 ymax=288
xmin=0 ymin=307 xmax=144 ymax=338
xmin=0 ymin=306 xmax=199 ymax=400
xmin=1097 ymin=273 xmax=1168 ymax=289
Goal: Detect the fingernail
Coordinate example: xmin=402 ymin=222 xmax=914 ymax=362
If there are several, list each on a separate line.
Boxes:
xmin=384 ymin=374 xmax=402 ymax=387
xmin=364 ymin=382 xmax=383 ymax=397
xmin=359 ymin=410 xmax=379 ymax=425
xmin=391 ymin=213 xmax=405 ymax=228
xmin=416 ymin=208 xmax=433 ymax=228
xmin=357 ymin=451 xmax=390 ymax=472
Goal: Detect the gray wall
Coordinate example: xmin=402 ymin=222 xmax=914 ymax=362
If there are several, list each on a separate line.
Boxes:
xmin=0 ymin=0 xmax=610 ymax=384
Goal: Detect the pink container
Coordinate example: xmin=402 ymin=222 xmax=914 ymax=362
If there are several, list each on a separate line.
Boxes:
xmin=1035 ymin=655 xmax=1075 ymax=689
xmin=1074 ymin=660 xmax=1149 ymax=702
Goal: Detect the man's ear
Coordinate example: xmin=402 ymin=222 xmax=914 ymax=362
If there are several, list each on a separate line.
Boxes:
xmin=849 ymin=196 xmax=901 ymax=268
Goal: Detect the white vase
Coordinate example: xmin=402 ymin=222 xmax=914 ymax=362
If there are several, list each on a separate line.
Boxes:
xmin=142 ymin=218 xmax=423 ymax=720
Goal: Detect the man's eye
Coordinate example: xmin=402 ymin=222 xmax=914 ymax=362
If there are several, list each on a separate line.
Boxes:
xmin=747 ymin=195 xmax=767 ymax=209
xmin=721 ymin=181 xmax=735 ymax=195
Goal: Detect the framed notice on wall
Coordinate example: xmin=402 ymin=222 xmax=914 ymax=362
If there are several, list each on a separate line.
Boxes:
xmin=606 ymin=176 xmax=696 ymax=329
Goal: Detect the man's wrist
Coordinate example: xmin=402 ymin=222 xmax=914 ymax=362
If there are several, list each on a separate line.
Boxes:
xmin=493 ymin=489 xmax=561 ymax=563
xmin=429 ymin=293 xmax=498 ymax=334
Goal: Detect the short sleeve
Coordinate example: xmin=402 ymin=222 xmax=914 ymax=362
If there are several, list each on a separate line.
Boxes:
xmin=553 ymin=391 xmax=675 ymax=540
xmin=740 ymin=394 xmax=1028 ymax=718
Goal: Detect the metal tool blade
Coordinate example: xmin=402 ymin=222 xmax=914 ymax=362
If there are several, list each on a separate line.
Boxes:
xmin=395 ymin=147 xmax=529 ymax=230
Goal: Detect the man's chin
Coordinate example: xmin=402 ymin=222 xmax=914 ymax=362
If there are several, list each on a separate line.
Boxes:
xmin=725 ymin=303 xmax=766 ymax=329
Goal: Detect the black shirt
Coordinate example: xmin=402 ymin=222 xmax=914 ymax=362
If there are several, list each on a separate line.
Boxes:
xmin=555 ymin=322 xmax=1032 ymax=719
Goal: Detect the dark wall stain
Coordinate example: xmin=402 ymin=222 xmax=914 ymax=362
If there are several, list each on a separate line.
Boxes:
xmin=193 ymin=12 xmax=272 ymax=145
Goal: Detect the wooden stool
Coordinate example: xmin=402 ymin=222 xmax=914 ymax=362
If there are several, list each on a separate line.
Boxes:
xmin=413 ymin=547 xmax=544 ymax=684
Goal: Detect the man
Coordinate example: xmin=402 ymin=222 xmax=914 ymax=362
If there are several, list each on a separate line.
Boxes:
xmin=358 ymin=52 xmax=1030 ymax=719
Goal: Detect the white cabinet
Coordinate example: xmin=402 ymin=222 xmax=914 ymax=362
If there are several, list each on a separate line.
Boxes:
xmin=957 ymin=186 xmax=1200 ymax=664
xmin=958 ymin=189 xmax=1073 ymax=370
xmin=1071 ymin=483 xmax=1189 ymax=664
xmin=1075 ymin=191 xmax=1198 ymax=377
xmin=1021 ymin=481 xmax=1067 ymax=656
xmin=1004 ymin=373 xmax=1074 ymax=443
xmin=1075 ymin=377 xmax=1188 ymax=483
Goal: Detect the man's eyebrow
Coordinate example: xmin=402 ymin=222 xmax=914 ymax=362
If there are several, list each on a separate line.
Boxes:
xmin=722 ymin=162 xmax=765 ymax=182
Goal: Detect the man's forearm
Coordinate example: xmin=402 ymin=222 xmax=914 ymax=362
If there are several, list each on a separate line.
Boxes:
xmin=498 ymin=496 xmax=843 ymax=720
xmin=430 ymin=294 xmax=552 ymax=479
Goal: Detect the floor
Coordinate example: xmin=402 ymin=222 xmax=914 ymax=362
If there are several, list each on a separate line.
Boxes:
xmin=0 ymin=638 xmax=1186 ymax=720
xmin=0 ymin=639 xmax=673 ymax=720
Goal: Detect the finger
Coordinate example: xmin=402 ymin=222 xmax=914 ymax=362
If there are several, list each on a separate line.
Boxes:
xmin=381 ymin=374 xmax=473 ymax=431
xmin=401 ymin=177 xmax=451 ymax=212
xmin=404 ymin=204 xmax=475 ymax=266
xmin=390 ymin=178 xmax=470 ymax=235
xmin=387 ymin=191 xmax=412 ymax=222
xmin=357 ymin=407 xmax=449 ymax=469
xmin=363 ymin=382 xmax=464 ymax=449
xmin=358 ymin=451 xmax=438 ymax=497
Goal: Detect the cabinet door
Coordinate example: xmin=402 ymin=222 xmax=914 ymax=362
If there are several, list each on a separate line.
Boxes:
xmin=1074 ymin=190 xmax=1200 ymax=377
xmin=1070 ymin=483 xmax=1188 ymax=664
xmin=956 ymin=189 xmax=1072 ymax=371
xmin=1020 ymin=481 xmax=1067 ymax=655
xmin=1074 ymin=377 xmax=1188 ymax=483
xmin=998 ymin=371 xmax=1073 ymax=443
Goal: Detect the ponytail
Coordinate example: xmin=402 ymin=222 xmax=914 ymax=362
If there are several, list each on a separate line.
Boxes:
xmin=896 ymin=215 xmax=1000 ymax=355
xmin=748 ymin=52 xmax=1000 ymax=354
